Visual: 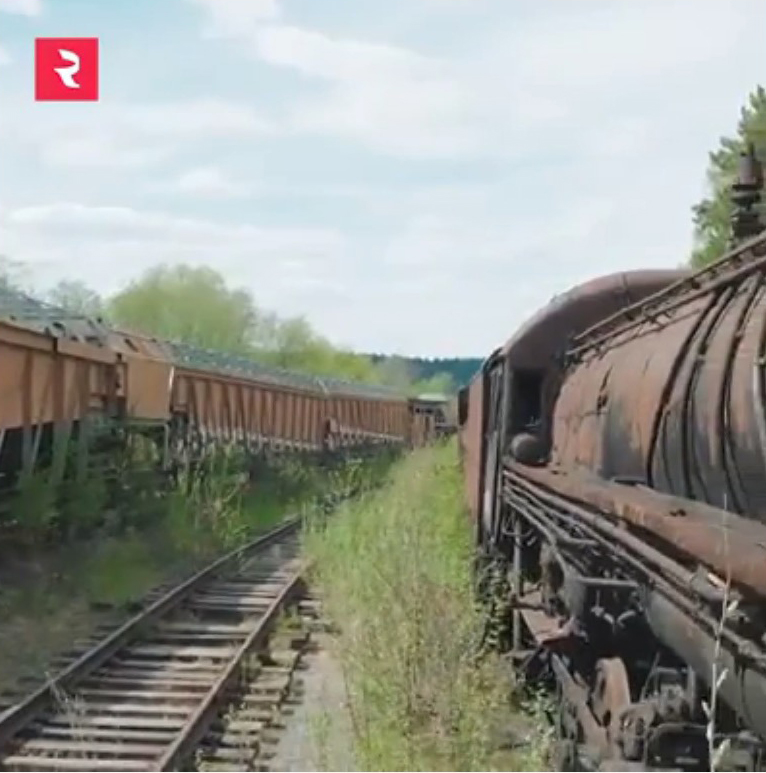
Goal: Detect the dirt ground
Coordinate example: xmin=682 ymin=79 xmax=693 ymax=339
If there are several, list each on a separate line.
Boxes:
xmin=268 ymin=632 xmax=357 ymax=772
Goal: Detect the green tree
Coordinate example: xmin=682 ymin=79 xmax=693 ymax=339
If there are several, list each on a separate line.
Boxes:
xmin=47 ymin=279 xmax=104 ymax=317
xmin=691 ymin=85 xmax=766 ymax=268
xmin=266 ymin=316 xmax=321 ymax=369
xmin=106 ymin=264 xmax=385 ymax=384
xmin=411 ymin=371 xmax=456 ymax=396
xmin=329 ymin=350 xmax=378 ymax=383
xmin=373 ymin=355 xmax=413 ymax=392
xmin=0 ymin=255 xmax=26 ymax=292
xmin=262 ymin=316 xmax=381 ymax=383
xmin=107 ymin=264 xmax=261 ymax=353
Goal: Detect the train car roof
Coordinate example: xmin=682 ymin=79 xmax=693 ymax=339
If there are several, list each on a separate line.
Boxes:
xmin=499 ymin=269 xmax=688 ymax=369
xmin=0 ymin=285 xmax=112 ymax=345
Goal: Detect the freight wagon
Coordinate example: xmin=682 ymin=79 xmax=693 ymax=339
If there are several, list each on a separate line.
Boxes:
xmin=0 ymin=285 xmax=430 ymax=504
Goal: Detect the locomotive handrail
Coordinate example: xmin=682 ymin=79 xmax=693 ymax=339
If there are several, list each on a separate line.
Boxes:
xmin=567 ymin=228 xmax=766 ymax=360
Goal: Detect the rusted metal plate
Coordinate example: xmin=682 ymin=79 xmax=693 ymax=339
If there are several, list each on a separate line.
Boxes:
xmin=510 ymin=461 xmax=766 ymax=599
xmin=170 ymin=369 xmax=328 ymax=448
xmin=570 ymin=229 xmax=766 ymax=358
xmin=460 ymin=370 xmax=485 ymax=521
xmin=552 ymin=265 xmax=766 ymax=521
xmin=1 ymin=306 xmax=410 ymax=468
xmin=0 ymin=319 xmax=118 ymax=432
xmin=552 ymin=295 xmax=710 ymax=482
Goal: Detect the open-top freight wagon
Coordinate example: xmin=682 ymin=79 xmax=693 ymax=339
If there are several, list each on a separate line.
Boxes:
xmin=0 ymin=285 xmax=431 ymax=501
xmin=459 ymin=146 xmax=766 ymax=770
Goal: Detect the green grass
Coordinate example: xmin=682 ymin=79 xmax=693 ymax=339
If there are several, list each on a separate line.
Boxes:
xmin=75 ymin=451 xmax=345 ymax=608
xmin=305 ymin=440 xmax=551 ymax=771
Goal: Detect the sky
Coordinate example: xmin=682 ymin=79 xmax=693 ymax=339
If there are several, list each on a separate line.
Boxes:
xmin=0 ymin=0 xmax=764 ymax=357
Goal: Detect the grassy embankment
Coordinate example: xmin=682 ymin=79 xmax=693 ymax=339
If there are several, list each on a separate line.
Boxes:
xmin=305 ymin=440 xmax=551 ymax=771
xmin=0 ymin=450 xmax=391 ymax=695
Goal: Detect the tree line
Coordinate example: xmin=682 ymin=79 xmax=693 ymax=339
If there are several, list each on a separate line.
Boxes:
xmin=691 ymin=85 xmax=766 ymax=267
xmin=0 ymin=258 xmax=468 ymax=393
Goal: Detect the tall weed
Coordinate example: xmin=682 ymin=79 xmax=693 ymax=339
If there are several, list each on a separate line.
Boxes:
xmin=305 ymin=441 xmax=549 ymax=771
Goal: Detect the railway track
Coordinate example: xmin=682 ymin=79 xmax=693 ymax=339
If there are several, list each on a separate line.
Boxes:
xmin=0 ymin=518 xmax=307 ymax=772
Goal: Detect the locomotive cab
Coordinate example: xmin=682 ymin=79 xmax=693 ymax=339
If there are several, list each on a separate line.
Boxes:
xmin=506 ymin=367 xmax=547 ymax=466
xmin=469 ymin=270 xmax=688 ymax=553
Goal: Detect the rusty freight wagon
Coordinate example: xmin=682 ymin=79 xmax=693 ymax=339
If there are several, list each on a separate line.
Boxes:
xmin=158 ymin=341 xmax=411 ymax=456
xmin=0 ymin=285 xmax=416 ymax=508
xmin=461 ymin=147 xmax=766 ymax=770
xmin=0 ymin=289 xmax=172 ymax=497
xmin=0 ymin=316 xmax=119 ymax=495
xmin=409 ymin=393 xmax=454 ymax=440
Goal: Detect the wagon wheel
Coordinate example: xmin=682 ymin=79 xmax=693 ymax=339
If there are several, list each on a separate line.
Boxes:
xmin=592 ymin=657 xmax=632 ymax=754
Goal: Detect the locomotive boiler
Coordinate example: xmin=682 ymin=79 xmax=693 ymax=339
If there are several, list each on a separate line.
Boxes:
xmin=460 ymin=146 xmax=766 ymax=770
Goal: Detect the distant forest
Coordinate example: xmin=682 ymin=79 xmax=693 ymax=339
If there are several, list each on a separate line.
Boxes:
xmin=369 ymin=355 xmax=482 ymax=390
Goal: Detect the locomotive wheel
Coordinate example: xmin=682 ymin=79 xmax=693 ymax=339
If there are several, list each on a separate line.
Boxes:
xmin=592 ymin=657 xmax=631 ymax=755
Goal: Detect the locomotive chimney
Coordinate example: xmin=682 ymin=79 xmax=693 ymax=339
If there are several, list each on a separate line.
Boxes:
xmin=730 ymin=142 xmax=764 ymax=244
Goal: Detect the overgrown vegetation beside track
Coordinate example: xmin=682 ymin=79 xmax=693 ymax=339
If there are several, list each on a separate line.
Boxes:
xmin=0 ymin=449 xmax=395 ymax=695
xmin=305 ymin=441 xmax=551 ymax=771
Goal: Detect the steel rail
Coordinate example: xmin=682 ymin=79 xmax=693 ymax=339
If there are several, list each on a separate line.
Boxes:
xmin=0 ymin=516 xmax=301 ymax=755
xmin=156 ymin=569 xmax=302 ymax=770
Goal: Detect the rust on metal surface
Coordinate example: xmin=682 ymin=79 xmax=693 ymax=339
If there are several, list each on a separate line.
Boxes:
xmin=0 ymin=319 xmax=119 ymax=433
xmin=509 ymin=461 xmax=766 ymax=599
xmin=500 ymin=269 xmax=687 ymax=368
xmin=569 ymin=229 xmax=766 ymax=359
xmin=459 ymin=369 xmax=486 ymax=523
xmin=551 ymin=260 xmax=766 ymax=522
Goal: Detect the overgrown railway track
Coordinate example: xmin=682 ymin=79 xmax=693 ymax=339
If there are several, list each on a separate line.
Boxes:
xmin=0 ymin=518 xmax=308 ymax=772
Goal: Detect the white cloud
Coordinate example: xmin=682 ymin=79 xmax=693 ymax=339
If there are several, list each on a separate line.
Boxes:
xmin=212 ymin=20 xmax=483 ymax=157
xmin=7 ymin=202 xmax=336 ymax=245
xmin=0 ymin=0 xmax=41 ymax=16
xmin=5 ymin=98 xmax=272 ymax=169
xmin=1 ymin=202 xmax=348 ymax=306
xmin=185 ymin=0 xmax=765 ymax=162
xmin=380 ymin=194 xmax=616 ymax=275
xmin=124 ymin=99 xmax=272 ymax=138
xmin=0 ymin=44 xmax=10 ymax=65
xmin=186 ymin=0 xmax=280 ymax=36
xmin=171 ymin=166 xmax=251 ymax=198
xmin=2 ymin=0 xmax=765 ymax=355
xmin=505 ymin=1 xmax=748 ymax=93
xmin=40 ymin=134 xmax=167 ymax=169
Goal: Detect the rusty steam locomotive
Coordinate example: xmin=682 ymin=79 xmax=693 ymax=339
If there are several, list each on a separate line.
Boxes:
xmin=459 ymin=145 xmax=766 ymax=770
